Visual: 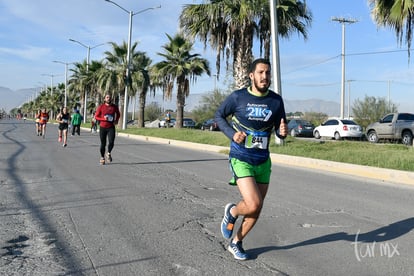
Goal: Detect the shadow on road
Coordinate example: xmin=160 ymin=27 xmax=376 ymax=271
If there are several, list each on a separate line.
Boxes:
xmin=114 ymin=158 xmax=228 ymax=166
xmin=1 ymin=122 xmax=83 ymax=273
xmin=248 ymin=217 xmax=414 ymax=258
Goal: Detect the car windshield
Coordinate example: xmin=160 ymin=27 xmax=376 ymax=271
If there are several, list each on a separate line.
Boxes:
xmin=299 ymin=120 xmax=312 ymax=126
xmin=341 ymin=120 xmax=357 ymax=125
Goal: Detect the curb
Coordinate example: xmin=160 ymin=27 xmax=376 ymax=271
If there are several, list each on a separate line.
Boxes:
xmin=117 ymin=132 xmax=414 ymax=186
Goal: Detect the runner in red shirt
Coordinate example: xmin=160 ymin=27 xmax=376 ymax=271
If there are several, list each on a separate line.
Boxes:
xmin=38 ymin=108 xmax=49 ymax=138
xmin=94 ymin=94 xmax=121 ymax=165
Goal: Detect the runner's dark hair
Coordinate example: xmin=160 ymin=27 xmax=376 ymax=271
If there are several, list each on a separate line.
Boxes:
xmin=249 ymin=58 xmax=271 ymax=73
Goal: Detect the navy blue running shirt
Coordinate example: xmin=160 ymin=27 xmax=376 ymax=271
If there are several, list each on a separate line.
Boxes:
xmin=215 ymin=87 xmax=286 ymax=165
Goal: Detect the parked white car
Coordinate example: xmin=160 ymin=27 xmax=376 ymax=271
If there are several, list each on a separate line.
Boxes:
xmin=313 ymin=119 xmax=363 ymax=140
xmin=158 ymin=118 xmax=175 ymax=128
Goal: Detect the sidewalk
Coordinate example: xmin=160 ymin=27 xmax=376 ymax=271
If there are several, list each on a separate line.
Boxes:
xmin=117 ymin=132 xmax=414 ymax=186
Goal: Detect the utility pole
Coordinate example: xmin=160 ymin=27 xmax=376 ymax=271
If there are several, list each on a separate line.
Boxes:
xmin=105 ymin=0 xmax=161 ymax=130
xmin=331 ymin=17 xmax=357 ymax=119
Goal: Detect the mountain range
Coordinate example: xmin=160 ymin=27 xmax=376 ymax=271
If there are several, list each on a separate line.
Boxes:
xmin=0 ymin=86 xmax=340 ymax=116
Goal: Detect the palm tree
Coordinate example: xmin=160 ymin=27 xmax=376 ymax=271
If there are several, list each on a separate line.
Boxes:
xmin=69 ymin=60 xmax=105 ymax=117
xmin=369 ymin=0 xmax=414 ymax=57
xmin=55 ymin=83 xmax=66 ymax=108
xmin=49 ymin=92 xmax=61 ymax=117
xmin=152 ymin=33 xmax=210 ymax=128
xmin=33 ymin=90 xmax=56 ymax=119
xmin=69 ymin=61 xmax=89 ymax=111
xmin=98 ymin=41 xmax=146 ymax=128
xmin=130 ymin=52 xmax=152 ymax=128
xmin=179 ymin=0 xmax=311 ymax=88
xmin=86 ymin=60 xmax=106 ymax=115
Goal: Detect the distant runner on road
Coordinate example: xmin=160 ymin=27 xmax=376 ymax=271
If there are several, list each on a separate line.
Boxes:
xmin=94 ymin=94 xmax=120 ymax=165
xmin=56 ymin=107 xmax=70 ymax=147
xmin=38 ymin=108 xmax=49 ymax=138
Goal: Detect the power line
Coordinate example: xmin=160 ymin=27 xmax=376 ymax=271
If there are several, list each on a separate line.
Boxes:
xmin=285 ymin=55 xmax=340 ymax=74
xmin=347 ymin=48 xmax=412 ymax=56
xmin=287 ymin=82 xmax=339 ymax=87
xmin=285 ymin=48 xmax=413 ymax=75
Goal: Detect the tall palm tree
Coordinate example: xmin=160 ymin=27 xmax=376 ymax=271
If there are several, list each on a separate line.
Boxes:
xmin=152 ymin=33 xmax=210 ymax=128
xmin=55 ymin=83 xmax=66 ymax=108
xmin=48 ymin=92 xmax=61 ymax=117
xmin=69 ymin=61 xmax=89 ymax=111
xmin=98 ymin=41 xmax=145 ymax=128
xmin=69 ymin=60 xmax=105 ymax=115
xmin=34 ymin=90 xmax=59 ymax=119
xmin=179 ymin=0 xmax=311 ymax=88
xmin=130 ymin=52 xmax=152 ymax=128
xmin=369 ymin=0 xmax=414 ymax=57
xmin=86 ymin=60 xmax=106 ymax=114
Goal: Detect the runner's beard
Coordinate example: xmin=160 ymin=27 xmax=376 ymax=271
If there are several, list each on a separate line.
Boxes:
xmin=253 ymin=78 xmax=270 ymax=93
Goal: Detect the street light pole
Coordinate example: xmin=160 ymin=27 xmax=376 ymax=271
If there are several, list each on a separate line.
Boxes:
xmin=41 ymin=74 xmax=60 ymax=95
xmin=387 ymin=80 xmax=392 ymax=110
xmin=104 ymin=0 xmax=161 ymax=130
xmin=269 ymin=0 xmax=284 ymax=145
xmin=124 ymin=9 xmax=133 ymax=129
xmin=53 ymin=61 xmax=74 ymax=107
xmin=69 ymin=39 xmax=106 ymax=123
xmin=269 ymin=0 xmax=282 ymax=96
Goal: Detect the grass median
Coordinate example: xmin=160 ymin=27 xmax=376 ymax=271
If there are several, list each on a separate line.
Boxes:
xmin=86 ymin=124 xmax=414 ymax=172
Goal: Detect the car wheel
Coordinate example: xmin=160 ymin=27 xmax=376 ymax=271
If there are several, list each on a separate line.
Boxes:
xmin=209 ymin=125 xmax=214 ymax=131
xmin=201 ymin=126 xmax=205 ymax=130
xmin=334 ymin=132 xmax=342 ymax=140
xmin=401 ymin=130 xmax=413 ymax=146
xmin=314 ymin=130 xmax=320 ymax=139
xmin=367 ymin=130 xmax=379 ymax=143
xmin=290 ymin=129 xmax=296 ymax=137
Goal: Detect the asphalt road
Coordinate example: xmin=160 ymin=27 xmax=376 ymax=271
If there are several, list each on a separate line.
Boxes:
xmin=1 ymin=119 xmax=414 ymax=275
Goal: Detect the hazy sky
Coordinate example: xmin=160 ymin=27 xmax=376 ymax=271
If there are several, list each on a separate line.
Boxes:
xmin=1 ymin=0 xmax=413 ymax=113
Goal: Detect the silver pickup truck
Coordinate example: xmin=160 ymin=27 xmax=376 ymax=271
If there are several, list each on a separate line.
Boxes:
xmin=366 ymin=113 xmax=414 ymax=145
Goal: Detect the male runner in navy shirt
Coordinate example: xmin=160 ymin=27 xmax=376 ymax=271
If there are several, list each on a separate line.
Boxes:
xmin=215 ymin=58 xmax=288 ymax=260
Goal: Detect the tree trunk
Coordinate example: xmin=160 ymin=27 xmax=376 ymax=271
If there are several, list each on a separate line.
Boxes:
xmin=233 ymin=24 xmax=254 ymax=89
xmin=79 ymin=90 xmax=85 ymax=114
xmin=176 ymin=88 xmax=185 ymax=129
xmin=138 ymin=91 xmax=146 ymax=128
xmin=118 ymin=92 xmax=125 ymax=128
xmin=176 ymin=96 xmax=185 ymax=129
xmin=95 ymin=94 xmax=100 ymax=113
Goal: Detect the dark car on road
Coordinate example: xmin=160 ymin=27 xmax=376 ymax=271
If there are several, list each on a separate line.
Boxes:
xmin=201 ymin=119 xmax=219 ymax=131
xmin=287 ymin=119 xmax=315 ymax=137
